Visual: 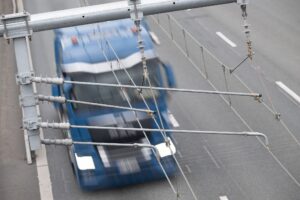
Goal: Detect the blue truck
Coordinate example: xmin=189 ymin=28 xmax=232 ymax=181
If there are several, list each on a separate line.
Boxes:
xmin=52 ymin=19 xmax=177 ymax=190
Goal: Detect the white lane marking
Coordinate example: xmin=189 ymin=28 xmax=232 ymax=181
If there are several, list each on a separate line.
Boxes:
xmin=203 ymin=145 xmax=220 ymax=168
xmin=168 ymin=111 xmax=180 ymax=127
xmin=220 ymin=196 xmax=229 ymax=200
xmin=149 ymin=31 xmax=161 ymax=45
xmin=177 ymin=150 xmax=183 ymax=158
xmin=186 ymin=9 xmax=192 ymax=11
xmin=185 ymin=164 xmax=192 ymax=173
xmin=276 ymin=81 xmax=300 ymax=105
xmin=216 ymin=32 xmax=237 ymax=47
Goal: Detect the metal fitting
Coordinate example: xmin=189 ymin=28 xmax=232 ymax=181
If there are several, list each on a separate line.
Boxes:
xmin=16 ymin=71 xmax=34 ymax=85
xmin=23 ymin=117 xmax=41 ymax=130
xmin=128 ymin=0 xmax=143 ymax=21
xmin=1 ymin=12 xmax=32 ymax=40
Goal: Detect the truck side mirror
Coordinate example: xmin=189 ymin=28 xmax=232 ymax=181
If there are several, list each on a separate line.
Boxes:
xmin=162 ymin=63 xmax=176 ymax=88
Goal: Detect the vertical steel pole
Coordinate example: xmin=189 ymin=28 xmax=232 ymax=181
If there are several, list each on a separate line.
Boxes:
xmin=222 ymin=65 xmax=232 ymax=106
xmin=200 ymin=46 xmax=208 ymax=79
xmin=182 ymin=29 xmax=189 ymax=57
xmin=13 ymin=36 xmax=40 ymax=164
xmin=167 ymin=14 xmax=173 ymax=40
xmin=156 ymin=14 xmax=160 ymax=24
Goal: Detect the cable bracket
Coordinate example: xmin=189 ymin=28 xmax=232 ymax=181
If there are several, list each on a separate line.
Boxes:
xmin=1 ymin=11 xmax=32 ymax=40
xmin=128 ymin=0 xmax=143 ymax=21
xmin=16 ymin=71 xmax=34 ymax=85
xmin=23 ymin=117 xmax=41 ymax=131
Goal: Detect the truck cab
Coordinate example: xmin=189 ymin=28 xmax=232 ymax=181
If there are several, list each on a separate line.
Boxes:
xmin=52 ymin=19 xmax=177 ymax=190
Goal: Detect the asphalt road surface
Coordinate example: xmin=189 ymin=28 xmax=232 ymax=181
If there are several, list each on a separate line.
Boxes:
xmin=1 ymin=0 xmax=300 ymax=199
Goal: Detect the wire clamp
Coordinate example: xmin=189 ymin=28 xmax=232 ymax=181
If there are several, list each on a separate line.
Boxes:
xmin=23 ymin=117 xmax=41 ymax=131
xmin=1 ymin=11 xmax=32 ymax=42
xmin=16 ymin=71 xmax=34 ymax=85
xmin=128 ymin=0 xmax=143 ymax=22
xmin=254 ymin=94 xmax=262 ymax=103
xmin=275 ymin=113 xmax=281 ymax=120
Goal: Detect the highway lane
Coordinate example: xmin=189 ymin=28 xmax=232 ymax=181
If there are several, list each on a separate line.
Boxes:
xmin=21 ymin=0 xmax=300 ymax=199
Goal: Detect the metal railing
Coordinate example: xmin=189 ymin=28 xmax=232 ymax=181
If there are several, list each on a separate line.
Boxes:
xmin=150 ymin=13 xmax=263 ymax=107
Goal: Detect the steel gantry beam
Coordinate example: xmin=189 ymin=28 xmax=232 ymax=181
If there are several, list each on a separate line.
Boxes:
xmin=0 ymin=0 xmax=236 ymax=36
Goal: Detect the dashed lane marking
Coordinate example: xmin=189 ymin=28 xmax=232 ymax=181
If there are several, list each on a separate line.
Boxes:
xmin=220 ymin=195 xmax=229 ymax=200
xmin=168 ymin=111 xmax=180 ymax=128
xmin=276 ymin=81 xmax=300 ymax=105
xmin=216 ymin=32 xmax=237 ymax=47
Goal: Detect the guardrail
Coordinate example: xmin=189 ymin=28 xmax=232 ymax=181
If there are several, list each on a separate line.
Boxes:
xmin=151 ymin=14 xmax=236 ymax=104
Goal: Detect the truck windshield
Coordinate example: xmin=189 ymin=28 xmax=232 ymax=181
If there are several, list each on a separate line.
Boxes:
xmin=69 ymin=59 xmax=162 ymax=112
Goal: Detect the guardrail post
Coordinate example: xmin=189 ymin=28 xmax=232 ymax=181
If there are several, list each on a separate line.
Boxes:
xmin=200 ymin=46 xmax=208 ymax=79
xmin=222 ymin=65 xmax=232 ymax=106
xmin=182 ymin=29 xmax=189 ymax=57
xmin=156 ymin=14 xmax=160 ymax=24
xmin=167 ymin=14 xmax=173 ymax=40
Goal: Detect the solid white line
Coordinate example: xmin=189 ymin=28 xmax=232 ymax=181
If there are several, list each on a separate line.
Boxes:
xmin=276 ymin=81 xmax=300 ymax=104
xmin=216 ymin=32 xmax=237 ymax=47
xmin=220 ymin=195 xmax=229 ymax=200
xmin=36 ymin=129 xmax=54 ymax=200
